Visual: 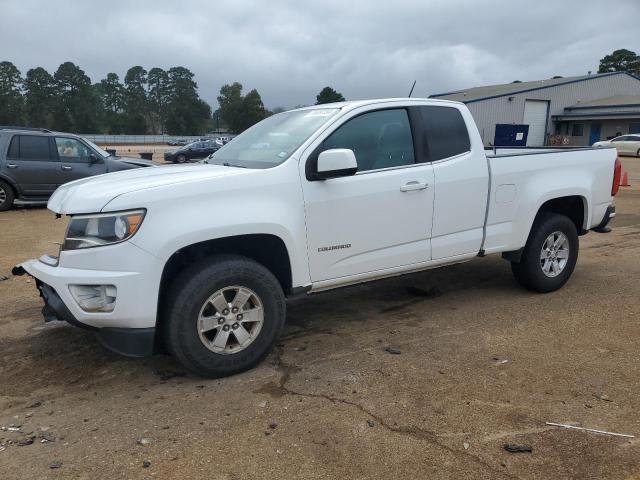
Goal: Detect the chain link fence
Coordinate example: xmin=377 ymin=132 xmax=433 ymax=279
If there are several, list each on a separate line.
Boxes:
xmin=82 ymin=134 xmax=234 ymax=145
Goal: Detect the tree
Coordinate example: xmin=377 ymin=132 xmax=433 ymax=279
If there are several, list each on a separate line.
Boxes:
xmin=217 ymin=82 xmax=269 ymax=133
xmin=315 ymin=86 xmax=345 ymax=105
xmin=598 ymin=49 xmax=640 ymax=75
xmin=239 ymin=89 xmax=267 ymax=131
xmin=147 ymin=67 xmax=169 ymax=133
xmin=23 ymin=67 xmax=55 ymax=128
xmin=163 ymin=67 xmax=211 ymax=135
xmin=52 ymin=62 xmax=98 ymax=132
xmin=217 ymin=82 xmax=244 ymax=133
xmin=0 ymin=61 xmax=24 ymax=125
xmin=95 ymin=73 xmax=125 ymax=133
xmin=123 ymin=66 xmax=148 ymax=134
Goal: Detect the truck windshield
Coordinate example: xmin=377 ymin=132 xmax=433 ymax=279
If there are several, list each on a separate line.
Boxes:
xmin=206 ymin=108 xmax=339 ymax=169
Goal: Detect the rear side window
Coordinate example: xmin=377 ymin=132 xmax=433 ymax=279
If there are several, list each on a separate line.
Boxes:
xmin=7 ymin=136 xmax=19 ymax=157
xmin=419 ymin=106 xmax=470 ymax=161
xmin=7 ymin=135 xmax=52 ymax=160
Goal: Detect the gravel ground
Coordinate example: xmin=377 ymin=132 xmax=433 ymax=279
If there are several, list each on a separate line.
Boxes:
xmin=0 ymin=158 xmax=639 ymax=479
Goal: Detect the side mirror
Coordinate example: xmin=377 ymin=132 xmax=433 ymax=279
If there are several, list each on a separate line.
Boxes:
xmin=89 ymin=153 xmax=99 ymax=164
xmin=315 ymin=149 xmax=358 ymax=180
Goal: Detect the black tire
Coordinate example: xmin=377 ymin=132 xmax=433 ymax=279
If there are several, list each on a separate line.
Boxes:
xmin=176 ymin=154 xmax=187 ymax=163
xmin=511 ymin=212 xmax=579 ymax=293
xmin=0 ymin=180 xmax=14 ymax=212
xmin=162 ymin=254 xmax=286 ymax=377
xmin=636 ymin=148 xmax=640 ymax=157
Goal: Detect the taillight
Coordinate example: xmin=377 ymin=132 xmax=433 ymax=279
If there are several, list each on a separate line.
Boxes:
xmin=612 ymin=157 xmax=622 ymax=196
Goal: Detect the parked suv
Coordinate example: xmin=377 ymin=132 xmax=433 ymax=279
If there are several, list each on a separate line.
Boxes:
xmin=0 ymin=128 xmax=157 ymax=211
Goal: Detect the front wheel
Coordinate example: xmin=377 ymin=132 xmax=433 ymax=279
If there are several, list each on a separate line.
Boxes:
xmin=511 ymin=212 xmax=579 ymax=293
xmin=162 ymin=255 xmax=286 ymax=377
xmin=176 ymin=154 xmax=187 ymax=163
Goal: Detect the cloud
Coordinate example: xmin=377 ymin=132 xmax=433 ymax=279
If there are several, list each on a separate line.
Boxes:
xmin=2 ymin=0 xmax=638 ymax=108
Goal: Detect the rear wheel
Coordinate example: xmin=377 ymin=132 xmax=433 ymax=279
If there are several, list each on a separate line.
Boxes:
xmin=0 ymin=180 xmax=14 ymax=212
xmin=511 ymin=212 xmax=579 ymax=293
xmin=162 ymin=255 xmax=286 ymax=377
xmin=636 ymin=148 xmax=640 ymax=157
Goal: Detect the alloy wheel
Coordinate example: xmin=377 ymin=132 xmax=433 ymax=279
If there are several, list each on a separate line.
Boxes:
xmin=540 ymin=231 xmax=570 ymax=278
xmin=197 ymin=286 xmax=264 ymax=354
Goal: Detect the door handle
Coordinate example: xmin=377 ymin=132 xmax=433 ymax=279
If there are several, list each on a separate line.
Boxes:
xmin=6 ymin=164 xmax=17 ymax=169
xmin=61 ymin=165 xmax=72 ymax=171
xmin=400 ymin=181 xmax=428 ymax=192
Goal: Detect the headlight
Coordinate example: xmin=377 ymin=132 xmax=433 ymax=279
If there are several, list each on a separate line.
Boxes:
xmin=63 ymin=209 xmax=145 ymax=251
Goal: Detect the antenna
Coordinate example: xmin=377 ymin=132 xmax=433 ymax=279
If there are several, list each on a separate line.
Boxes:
xmin=408 ymin=80 xmax=416 ymax=98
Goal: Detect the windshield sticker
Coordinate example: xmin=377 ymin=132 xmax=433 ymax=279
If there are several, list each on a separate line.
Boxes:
xmin=305 ymin=110 xmax=334 ymax=117
xmin=277 ymin=151 xmax=288 ymax=158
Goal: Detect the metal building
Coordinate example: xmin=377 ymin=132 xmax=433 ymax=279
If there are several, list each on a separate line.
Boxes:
xmin=430 ymin=72 xmax=640 ymax=147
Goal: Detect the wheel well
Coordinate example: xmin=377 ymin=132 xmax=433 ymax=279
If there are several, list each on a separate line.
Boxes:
xmin=0 ymin=176 xmax=18 ymax=197
xmin=537 ymin=196 xmax=586 ymax=234
xmin=158 ymin=234 xmax=293 ymax=305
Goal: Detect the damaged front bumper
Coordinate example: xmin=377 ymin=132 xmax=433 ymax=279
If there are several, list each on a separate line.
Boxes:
xmin=12 ymin=262 xmax=156 ymax=358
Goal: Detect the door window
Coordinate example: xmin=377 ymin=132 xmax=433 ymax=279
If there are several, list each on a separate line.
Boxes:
xmin=419 ymin=106 xmax=470 ymax=161
xmin=9 ymin=135 xmax=52 ymax=160
xmin=319 ymin=109 xmax=415 ymax=172
xmin=55 ymin=138 xmax=91 ymax=162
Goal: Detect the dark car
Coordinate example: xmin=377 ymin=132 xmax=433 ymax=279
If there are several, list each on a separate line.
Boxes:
xmin=163 ymin=140 xmax=221 ymax=163
xmin=167 ymin=138 xmax=189 ymax=146
xmin=0 ymin=128 xmax=158 ymax=211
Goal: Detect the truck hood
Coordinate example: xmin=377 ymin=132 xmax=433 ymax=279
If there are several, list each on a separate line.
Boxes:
xmin=48 ymin=164 xmax=250 ymax=214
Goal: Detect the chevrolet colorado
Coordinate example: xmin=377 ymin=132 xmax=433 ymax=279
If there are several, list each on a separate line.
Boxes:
xmin=13 ymin=98 xmax=620 ymax=377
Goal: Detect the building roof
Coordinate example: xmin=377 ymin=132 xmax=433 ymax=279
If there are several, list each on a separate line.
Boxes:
xmin=430 ymin=72 xmax=639 ymax=103
xmin=566 ymin=95 xmax=640 ymax=109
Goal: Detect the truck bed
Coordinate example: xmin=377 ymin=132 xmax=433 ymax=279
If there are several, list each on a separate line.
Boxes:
xmin=482 ymin=146 xmax=618 ymax=255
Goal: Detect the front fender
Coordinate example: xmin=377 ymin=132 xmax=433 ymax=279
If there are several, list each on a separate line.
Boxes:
xmin=106 ymin=160 xmax=311 ymax=288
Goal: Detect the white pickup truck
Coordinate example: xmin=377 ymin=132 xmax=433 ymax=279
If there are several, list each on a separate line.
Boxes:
xmin=14 ymin=98 xmax=621 ymax=377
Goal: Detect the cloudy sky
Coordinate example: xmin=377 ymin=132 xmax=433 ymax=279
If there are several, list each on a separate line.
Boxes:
xmin=2 ymin=0 xmax=639 ymax=109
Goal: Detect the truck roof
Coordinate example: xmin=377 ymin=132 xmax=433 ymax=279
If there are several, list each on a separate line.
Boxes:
xmin=293 ymin=97 xmax=464 ymax=113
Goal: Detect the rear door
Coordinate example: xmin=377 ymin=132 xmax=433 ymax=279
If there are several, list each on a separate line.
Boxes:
xmin=5 ymin=134 xmax=59 ymax=196
xmin=612 ymin=136 xmax=631 ymax=155
xmin=628 ymin=135 xmax=640 ymax=156
xmin=55 ymin=137 xmax=106 ymax=184
xmin=192 ymin=142 xmax=210 ymax=159
xmin=423 ymin=105 xmax=490 ymax=259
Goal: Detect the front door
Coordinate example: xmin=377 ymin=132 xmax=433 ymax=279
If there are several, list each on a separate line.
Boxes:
xmin=301 ymin=108 xmax=435 ymax=283
xmin=55 ymin=137 xmax=106 ymax=184
xmin=589 ymin=123 xmax=602 ymax=146
xmin=4 ymin=134 xmax=59 ymax=196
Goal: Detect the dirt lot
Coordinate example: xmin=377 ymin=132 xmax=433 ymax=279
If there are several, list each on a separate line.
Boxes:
xmin=1 ymin=158 xmax=640 ymax=479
